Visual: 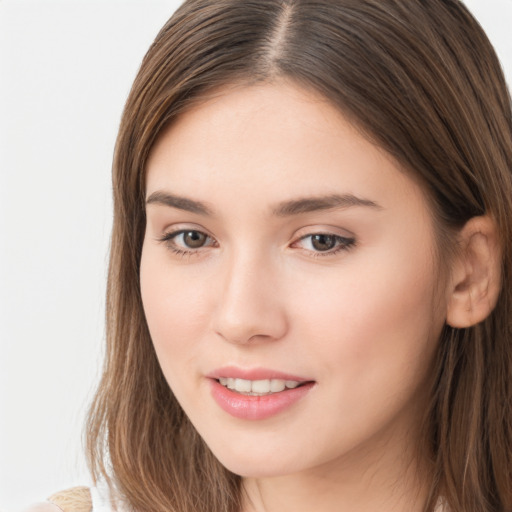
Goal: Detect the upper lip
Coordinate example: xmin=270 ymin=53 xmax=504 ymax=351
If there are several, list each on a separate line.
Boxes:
xmin=206 ymin=366 xmax=312 ymax=382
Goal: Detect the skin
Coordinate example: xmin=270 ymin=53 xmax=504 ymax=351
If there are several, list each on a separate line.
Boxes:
xmin=140 ymin=82 xmax=450 ymax=512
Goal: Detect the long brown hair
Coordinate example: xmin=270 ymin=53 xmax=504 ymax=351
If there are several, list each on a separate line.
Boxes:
xmin=86 ymin=1 xmax=512 ymax=511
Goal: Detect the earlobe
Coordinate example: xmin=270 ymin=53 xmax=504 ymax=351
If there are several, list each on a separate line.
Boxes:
xmin=446 ymin=215 xmax=502 ymax=328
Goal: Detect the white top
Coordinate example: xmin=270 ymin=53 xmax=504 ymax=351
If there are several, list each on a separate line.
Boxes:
xmin=22 ymin=483 xmax=121 ymax=512
xmin=88 ymin=484 xmax=447 ymax=512
xmin=90 ymin=482 xmax=117 ymax=512
xmin=23 ymin=486 xmax=447 ymax=512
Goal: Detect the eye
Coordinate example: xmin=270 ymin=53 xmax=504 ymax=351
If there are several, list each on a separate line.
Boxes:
xmin=293 ymin=233 xmax=355 ymax=256
xmin=159 ymin=229 xmax=216 ymax=254
xmin=309 ymin=234 xmax=338 ymax=251
xmin=178 ymin=230 xmax=209 ymax=248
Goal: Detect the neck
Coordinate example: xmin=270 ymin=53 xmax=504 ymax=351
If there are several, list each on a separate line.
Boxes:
xmin=241 ymin=424 xmax=430 ymax=512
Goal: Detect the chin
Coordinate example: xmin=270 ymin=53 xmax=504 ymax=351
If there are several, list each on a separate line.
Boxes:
xmin=218 ymin=458 xmax=296 ymax=479
xmin=204 ymin=437 xmax=310 ymax=479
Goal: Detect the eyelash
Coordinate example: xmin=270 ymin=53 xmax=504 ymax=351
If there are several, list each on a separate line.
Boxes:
xmin=294 ymin=233 xmax=356 ymax=257
xmin=158 ymin=230 xmax=217 ymax=258
xmin=158 ymin=230 xmax=356 ymax=258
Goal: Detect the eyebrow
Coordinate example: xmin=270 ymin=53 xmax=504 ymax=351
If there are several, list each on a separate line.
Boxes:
xmin=145 ymin=190 xmax=382 ymax=217
xmin=146 ymin=191 xmax=214 ymax=216
xmin=272 ymin=194 xmax=382 ymax=216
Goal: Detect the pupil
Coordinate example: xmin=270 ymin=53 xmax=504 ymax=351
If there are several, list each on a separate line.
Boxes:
xmin=312 ymin=234 xmax=336 ymax=251
xmin=184 ymin=231 xmax=206 ymax=248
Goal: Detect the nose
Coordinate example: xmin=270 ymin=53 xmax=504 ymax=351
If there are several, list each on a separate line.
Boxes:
xmin=212 ymin=251 xmax=289 ymax=345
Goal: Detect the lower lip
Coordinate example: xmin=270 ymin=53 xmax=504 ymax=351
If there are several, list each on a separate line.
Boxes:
xmin=209 ymin=379 xmax=315 ymax=420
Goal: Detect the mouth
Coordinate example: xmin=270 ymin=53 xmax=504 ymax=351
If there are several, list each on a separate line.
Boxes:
xmin=216 ymin=377 xmax=304 ymax=396
xmin=207 ymin=368 xmax=315 ymax=420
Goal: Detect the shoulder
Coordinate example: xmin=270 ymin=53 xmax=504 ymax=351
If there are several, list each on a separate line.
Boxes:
xmin=48 ymin=486 xmax=92 ymax=512
xmin=23 ymin=487 xmax=92 ymax=512
xmin=21 ymin=505 xmax=63 ymax=512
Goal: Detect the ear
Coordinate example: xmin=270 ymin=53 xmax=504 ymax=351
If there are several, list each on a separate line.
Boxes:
xmin=446 ymin=215 xmax=502 ymax=328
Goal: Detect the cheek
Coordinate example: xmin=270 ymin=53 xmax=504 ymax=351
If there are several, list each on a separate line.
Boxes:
xmin=292 ymin=243 xmax=442 ymax=388
xmin=139 ymin=248 xmax=213 ymax=381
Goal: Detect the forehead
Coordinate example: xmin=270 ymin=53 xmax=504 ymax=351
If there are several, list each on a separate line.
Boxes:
xmin=145 ymin=81 xmax=430 ymax=220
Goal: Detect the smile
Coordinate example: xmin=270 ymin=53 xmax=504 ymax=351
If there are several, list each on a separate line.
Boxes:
xmin=218 ymin=377 xmax=301 ymax=395
xmin=207 ymin=369 xmax=315 ymax=420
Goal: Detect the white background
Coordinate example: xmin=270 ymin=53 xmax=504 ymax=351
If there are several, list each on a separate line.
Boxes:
xmin=0 ymin=0 xmax=511 ymax=510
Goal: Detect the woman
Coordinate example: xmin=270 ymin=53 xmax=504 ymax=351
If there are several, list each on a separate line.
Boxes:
xmin=33 ymin=0 xmax=512 ymax=511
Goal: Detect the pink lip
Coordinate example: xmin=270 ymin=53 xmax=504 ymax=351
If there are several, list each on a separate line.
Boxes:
xmin=207 ymin=366 xmax=310 ymax=382
xmin=206 ymin=367 xmax=315 ymax=421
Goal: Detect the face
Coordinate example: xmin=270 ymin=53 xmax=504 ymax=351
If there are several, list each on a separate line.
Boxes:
xmin=140 ymin=82 xmax=447 ymax=479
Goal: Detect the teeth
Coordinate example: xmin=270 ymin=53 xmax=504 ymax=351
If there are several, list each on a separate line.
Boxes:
xmin=270 ymin=380 xmax=286 ymax=392
xmin=235 ymin=378 xmax=252 ymax=393
xmin=252 ymin=380 xmax=270 ymax=393
xmin=218 ymin=378 xmax=302 ymax=395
